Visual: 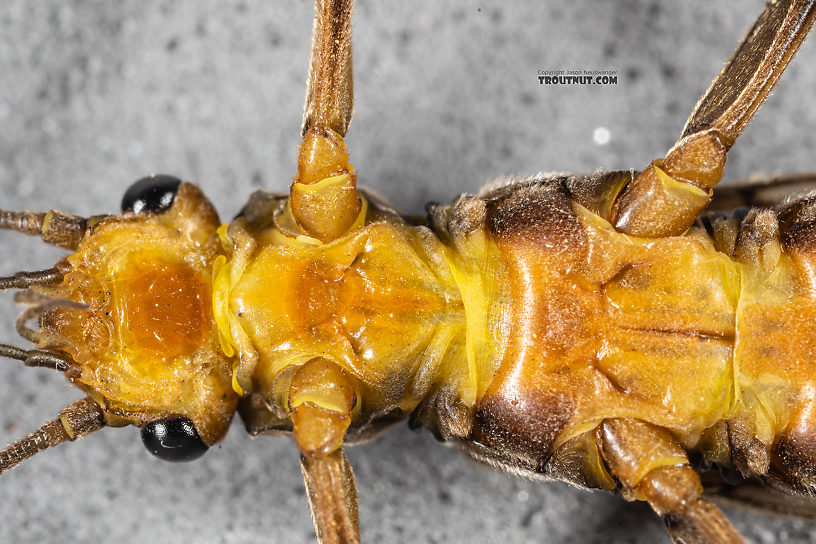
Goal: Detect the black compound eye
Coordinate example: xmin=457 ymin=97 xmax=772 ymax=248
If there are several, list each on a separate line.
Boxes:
xmin=121 ymin=174 xmax=182 ymax=214
xmin=141 ymin=417 xmax=209 ymax=462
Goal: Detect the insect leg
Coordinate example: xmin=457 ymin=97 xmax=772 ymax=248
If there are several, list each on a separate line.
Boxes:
xmin=600 ymin=418 xmax=747 ymax=544
xmin=289 ymin=0 xmax=360 ymax=243
xmin=0 ymin=397 xmax=105 ymax=475
xmin=300 ymin=0 xmax=354 ymax=139
xmin=288 ymin=358 xmax=360 ymax=544
xmin=611 ymin=0 xmax=816 ymax=238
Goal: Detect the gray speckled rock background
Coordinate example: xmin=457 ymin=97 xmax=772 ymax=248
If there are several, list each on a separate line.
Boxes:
xmin=1 ymin=1 xmax=815 ymax=543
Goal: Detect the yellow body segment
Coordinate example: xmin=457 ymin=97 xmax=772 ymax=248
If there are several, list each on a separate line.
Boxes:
xmin=37 ymin=185 xmax=237 ymax=445
xmin=224 ymin=216 xmax=505 ymax=419
xmin=204 ymin=179 xmax=816 ymax=475
xmin=34 ymin=178 xmax=816 ymax=493
xmin=4 ymin=1 xmax=816 ymax=541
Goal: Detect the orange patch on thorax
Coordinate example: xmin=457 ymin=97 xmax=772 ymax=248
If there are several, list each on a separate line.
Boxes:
xmin=117 ymin=260 xmax=211 ymax=359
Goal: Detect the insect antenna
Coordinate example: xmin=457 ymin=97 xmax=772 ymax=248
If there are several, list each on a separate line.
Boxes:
xmin=0 ymin=208 xmax=88 ymax=250
xmin=0 ymin=343 xmax=76 ymax=372
xmin=0 ymin=397 xmax=106 ymax=475
xmin=0 ymin=267 xmax=65 ymax=290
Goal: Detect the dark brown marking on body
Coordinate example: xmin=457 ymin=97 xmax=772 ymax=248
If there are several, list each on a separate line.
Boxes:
xmin=589 ymin=362 xmax=652 ymax=402
xmin=728 ymin=419 xmax=771 ymax=479
xmin=736 ymin=208 xmax=780 ymax=249
xmin=778 ymin=194 xmax=816 ymax=252
xmin=485 ymin=180 xmax=586 ymax=254
xmin=774 ymin=433 xmax=816 ymax=491
xmin=471 ymin=388 xmax=574 ymax=470
xmin=600 ymin=262 xmax=637 ymax=291
xmin=773 ymin=402 xmax=816 ymax=491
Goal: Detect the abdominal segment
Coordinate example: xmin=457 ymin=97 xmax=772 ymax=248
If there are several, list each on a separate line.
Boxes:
xmin=466 ymin=176 xmax=816 ymax=487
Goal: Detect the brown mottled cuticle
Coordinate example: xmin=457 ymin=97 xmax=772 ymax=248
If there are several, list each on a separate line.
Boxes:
xmin=472 ymin=388 xmax=574 ymax=470
xmin=486 ymin=180 xmax=586 ymax=252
